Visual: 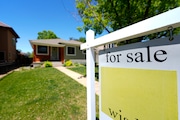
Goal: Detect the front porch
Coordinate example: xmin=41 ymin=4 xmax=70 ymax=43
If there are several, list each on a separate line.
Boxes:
xmin=33 ymin=46 xmax=64 ymax=63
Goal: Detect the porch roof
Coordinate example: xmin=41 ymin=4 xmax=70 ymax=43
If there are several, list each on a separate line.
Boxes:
xmin=29 ymin=39 xmax=82 ymax=48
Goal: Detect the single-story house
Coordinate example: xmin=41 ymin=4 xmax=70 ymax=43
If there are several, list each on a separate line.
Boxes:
xmin=29 ymin=39 xmax=86 ymax=64
xmin=0 ymin=21 xmax=20 ymax=64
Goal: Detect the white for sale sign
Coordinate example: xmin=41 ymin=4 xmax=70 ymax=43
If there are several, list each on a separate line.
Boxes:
xmin=99 ymin=35 xmax=180 ymax=120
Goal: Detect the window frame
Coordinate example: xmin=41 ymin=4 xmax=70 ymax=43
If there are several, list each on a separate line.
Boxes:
xmin=36 ymin=45 xmax=49 ymax=55
xmin=66 ymin=46 xmax=76 ymax=56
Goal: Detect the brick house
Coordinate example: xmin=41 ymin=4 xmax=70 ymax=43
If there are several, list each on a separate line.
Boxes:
xmin=0 ymin=22 xmax=20 ymax=65
xmin=29 ymin=39 xmax=86 ymax=64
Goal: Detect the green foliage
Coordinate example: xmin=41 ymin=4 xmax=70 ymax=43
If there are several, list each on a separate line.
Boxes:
xmin=26 ymin=52 xmax=33 ymax=58
xmin=44 ymin=61 xmax=53 ymax=67
xmin=78 ymin=37 xmax=86 ymax=43
xmin=37 ymin=30 xmax=59 ymax=39
xmin=64 ymin=60 xmax=73 ymax=67
xmin=70 ymin=37 xmax=86 ymax=43
xmin=69 ymin=65 xmax=86 ymax=76
xmin=76 ymin=0 xmax=180 ymax=41
xmin=68 ymin=65 xmax=99 ymax=81
xmin=74 ymin=62 xmax=81 ymax=67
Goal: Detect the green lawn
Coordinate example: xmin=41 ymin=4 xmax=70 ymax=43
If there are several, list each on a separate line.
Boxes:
xmin=68 ymin=65 xmax=99 ymax=80
xmin=68 ymin=66 xmax=86 ymax=76
xmin=0 ymin=67 xmax=99 ymax=120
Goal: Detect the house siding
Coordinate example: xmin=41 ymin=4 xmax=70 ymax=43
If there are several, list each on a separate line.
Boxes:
xmin=59 ymin=47 xmax=64 ymax=63
xmin=64 ymin=46 xmax=85 ymax=60
xmin=33 ymin=45 xmax=50 ymax=62
xmin=30 ymin=40 xmax=85 ymax=64
xmin=0 ymin=27 xmax=17 ymax=63
xmin=0 ymin=28 xmax=8 ymax=62
xmin=7 ymin=30 xmax=17 ymax=63
xmin=33 ymin=45 xmax=64 ymax=62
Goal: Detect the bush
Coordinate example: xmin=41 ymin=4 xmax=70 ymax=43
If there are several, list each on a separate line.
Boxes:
xmin=44 ymin=61 xmax=53 ymax=67
xmin=64 ymin=60 xmax=73 ymax=67
xmin=74 ymin=62 xmax=80 ymax=67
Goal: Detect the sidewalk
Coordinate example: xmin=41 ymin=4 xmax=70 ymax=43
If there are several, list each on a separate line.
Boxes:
xmin=0 ymin=68 xmax=19 ymax=79
xmin=0 ymin=74 xmax=7 ymax=79
xmin=55 ymin=66 xmax=99 ymax=95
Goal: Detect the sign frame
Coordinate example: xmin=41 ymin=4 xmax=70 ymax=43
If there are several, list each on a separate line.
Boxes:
xmin=99 ymin=35 xmax=180 ymax=120
xmin=81 ymin=7 xmax=180 ymax=120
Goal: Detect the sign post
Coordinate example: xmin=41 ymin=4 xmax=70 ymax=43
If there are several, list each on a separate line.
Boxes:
xmin=86 ymin=30 xmax=96 ymax=120
xmin=81 ymin=7 xmax=180 ymax=120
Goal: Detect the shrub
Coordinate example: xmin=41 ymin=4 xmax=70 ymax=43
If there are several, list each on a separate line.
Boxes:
xmin=44 ymin=61 xmax=53 ymax=67
xmin=65 ymin=60 xmax=73 ymax=67
xmin=74 ymin=62 xmax=80 ymax=67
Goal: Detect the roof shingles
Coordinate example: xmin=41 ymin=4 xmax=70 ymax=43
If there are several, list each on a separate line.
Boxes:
xmin=0 ymin=22 xmax=10 ymax=27
xmin=29 ymin=39 xmax=82 ymax=47
xmin=0 ymin=21 xmax=20 ymax=38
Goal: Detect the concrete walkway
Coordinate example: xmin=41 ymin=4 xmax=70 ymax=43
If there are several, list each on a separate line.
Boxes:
xmin=55 ymin=66 xmax=99 ymax=95
xmin=0 ymin=74 xmax=7 ymax=79
xmin=0 ymin=68 xmax=19 ymax=79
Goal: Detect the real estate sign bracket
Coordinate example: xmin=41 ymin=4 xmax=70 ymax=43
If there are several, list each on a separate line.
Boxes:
xmin=81 ymin=7 xmax=180 ymax=120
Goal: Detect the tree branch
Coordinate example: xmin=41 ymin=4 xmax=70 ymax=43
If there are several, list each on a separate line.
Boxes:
xmin=127 ymin=0 xmax=131 ymax=24
xmin=144 ymin=0 xmax=151 ymax=19
xmin=109 ymin=0 xmax=122 ymax=29
xmin=87 ymin=1 xmax=111 ymax=33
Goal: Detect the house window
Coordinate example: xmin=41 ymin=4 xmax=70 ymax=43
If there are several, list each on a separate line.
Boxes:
xmin=37 ymin=45 xmax=49 ymax=55
xmin=12 ymin=38 xmax=17 ymax=46
xmin=66 ymin=46 xmax=76 ymax=56
xmin=108 ymin=43 xmax=114 ymax=48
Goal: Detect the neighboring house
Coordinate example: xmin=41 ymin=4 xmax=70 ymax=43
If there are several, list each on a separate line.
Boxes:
xmin=0 ymin=22 xmax=20 ymax=64
xmin=95 ymin=43 xmax=116 ymax=64
xmin=29 ymin=39 xmax=86 ymax=64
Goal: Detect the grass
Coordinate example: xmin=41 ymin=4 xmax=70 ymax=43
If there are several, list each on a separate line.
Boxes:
xmin=68 ymin=65 xmax=99 ymax=80
xmin=0 ymin=67 xmax=99 ymax=120
xmin=68 ymin=65 xmax=86 ymax=76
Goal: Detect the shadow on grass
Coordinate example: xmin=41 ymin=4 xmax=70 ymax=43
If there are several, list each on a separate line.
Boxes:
xmin=82 ymin=72 xmax=99 ymax=81
xmin=95 ymin=72 xmax=99 ymax=80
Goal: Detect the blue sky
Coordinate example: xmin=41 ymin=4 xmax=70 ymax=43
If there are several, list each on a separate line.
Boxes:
xmin=0 ymin=0 xmax=86 ymax=53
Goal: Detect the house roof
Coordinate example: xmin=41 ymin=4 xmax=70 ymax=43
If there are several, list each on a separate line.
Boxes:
xmin=29 ymin=39 xmax=83 ymax=48
xmin=0 ymin=21 xmax=20 ymax=38
xmin=0 ymin=22 xmax=10 ymax=27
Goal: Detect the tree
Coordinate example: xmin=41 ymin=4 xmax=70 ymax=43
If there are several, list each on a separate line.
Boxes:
xmin=37 ymin=30 xmax=59 ymax=39
xmin=78 ymin=37 xmax=86 ymax=43
xmin=69 ymin=37 xmax=86 ymax=43
xmin=26 ymin=52 xmax=33 ymax=58
xmin=76 ymin=0 xmax=180 ymax=42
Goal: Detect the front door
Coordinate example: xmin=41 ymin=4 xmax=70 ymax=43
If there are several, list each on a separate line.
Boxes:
xmin=51 ymin=47 xmax=59 ymax=60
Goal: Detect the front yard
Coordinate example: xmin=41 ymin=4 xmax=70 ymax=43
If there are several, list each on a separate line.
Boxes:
xmin=68 ymin=65 xmax=99 ymax=80
xmin=0 ymin=67 xmax=99 ymax=120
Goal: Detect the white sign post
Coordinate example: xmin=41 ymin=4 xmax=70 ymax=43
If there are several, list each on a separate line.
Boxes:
xmin=81 ymin=7 xmax=180 ymax=120
xmin=86 ymin=30 xmax=96 ymax=120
